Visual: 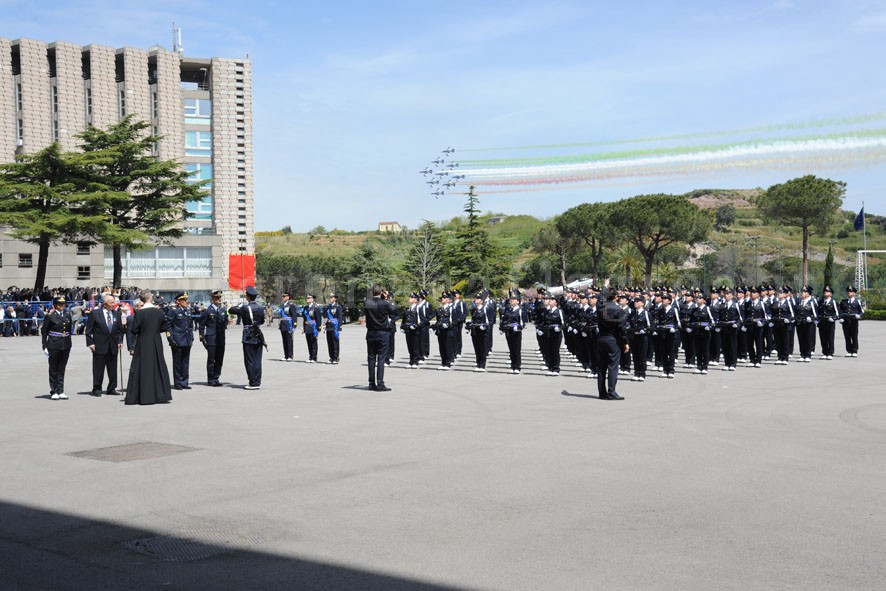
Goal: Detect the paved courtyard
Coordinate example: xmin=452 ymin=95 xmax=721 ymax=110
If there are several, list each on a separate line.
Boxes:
xmin=2 ymin=323 xmax=884 ymax=590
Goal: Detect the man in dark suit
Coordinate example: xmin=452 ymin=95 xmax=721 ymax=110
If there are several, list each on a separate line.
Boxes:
xmin=84 ymin=293 xmax=124 ymax=396
xmin=199 ymin=290 xmax=227 ymax=386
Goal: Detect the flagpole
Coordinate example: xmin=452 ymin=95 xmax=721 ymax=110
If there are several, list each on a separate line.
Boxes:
xmin=862 ymin=201 xmax=867 ymax=290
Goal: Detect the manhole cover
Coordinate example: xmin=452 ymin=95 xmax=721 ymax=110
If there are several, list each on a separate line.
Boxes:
xmin=67 ymin=442 xmax=199 ymax=463
xmin=122 ymin=530 xmax=260 ymax=562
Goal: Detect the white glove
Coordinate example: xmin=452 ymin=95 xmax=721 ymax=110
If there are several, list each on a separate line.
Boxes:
xmin=553 ymin=326 xmax=560 ymax=333
xmin=686 ymin=327 xmax=693 ymax=333
xmin=581 ymin=332 xmax=587 ymax=337
xmin=536 ymin=329 xmax=544 ymax=336
xmin=669 ymin=328 xmax=676 ymax=334
xmin=43 ymin=348 xmax=50 ymax=357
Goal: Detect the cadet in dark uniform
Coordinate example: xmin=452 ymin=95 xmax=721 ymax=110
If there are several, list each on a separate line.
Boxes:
xmin=657 ymin=293 xmax=681 ymax=378
xmin=364 ymin=285 xmax=393 ymax=391
xmin=540 ymin=294 xmax=565 ymax=376
xmin=500 ymin=289 xmax=527 ymax=374
xmin=166 ymin=292 xmax=194 ymax=389
xmin=483 ymin=290 xmax=497 ymax=354
xmin=818 ymin=286 xmax=839 ymax=359
xmin=42 ymin=296 xmax=73 ymax=400
xmin=401 ymin=293 xmax=421 ymax=368
xmin=466 ymin=293 xmax=490 ymax=372
xmin=199 ymin=290 xmax=227 ymax=386
xmin=840 ymin=285 xmax=864 ymax=357
xmin=452 ymin=290 xmax=466 ymax=358
xmin=433 ymin=291 xmax=458 ymax=370
xmin=796 ymin=285 xmax=818 ymax=362
xmin=691 ymin=294 xmax=715 ymax=374
xmin=324 ymin=292 xmax=345 ymax=364
xmin=228 ymin=286 xmax=266 ymax=389
xmin=745 ymin=288 xmax=768 ymax=368
xmin=278 ymin=292 xmax=298 ymax=362
xmin=417 ymin=290 xmax=433 ymax=363
xmin=384 ymin=290 xmax=399 ymax=365
xmin=718 ymin=288 xmax=742 ymax=371
xmin=773 ymin=287 xmax=795 ymax=365
xmin=629 ymin=296 xmax=651 ymax=381
xmin=301 ymin=294 xmax=322 ymax=363
xmin=597 ymin=287 xmax=628 ymax=399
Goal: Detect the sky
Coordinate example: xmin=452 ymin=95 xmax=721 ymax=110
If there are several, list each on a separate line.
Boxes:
xmin=5 ymin=0 xmax=886 ymax=231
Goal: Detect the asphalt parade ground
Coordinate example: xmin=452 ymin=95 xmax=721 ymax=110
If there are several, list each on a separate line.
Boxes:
xmin=2 ymin=323 xmax=884 ymax=590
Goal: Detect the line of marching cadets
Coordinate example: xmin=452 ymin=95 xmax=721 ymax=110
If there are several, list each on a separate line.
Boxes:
xmin=391 ymin=283 xmax=865 ymax=379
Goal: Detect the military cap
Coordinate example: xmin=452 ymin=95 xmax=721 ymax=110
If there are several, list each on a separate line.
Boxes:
xmin=282 ymin=292 xmax=291 ymax=298
xmin=306 ymin=293 xmax=315 ymax=299
xmin=801 ymin=285 xmax=812 ymax=293
xmin=823 ymin=286 xmax=833 ymax=294
xmin=847 ymin=285 xmax=857 ymax=293
xmin=245 ymin=286 xmax=258 ymax=297
xmin=211 ymin=290 xmax=223 ymax=298
xmin=175 ymin=292 xmax=189 ymax=301
xmin=780 ymin=286 xmax=791 ymax=294
xmin=453 ymin=289 xmax=461 ymax=296
xmin=52 ymin=296 xmax=66 ymax=306
xmin=328 ymin=292 xmax=337 ymax=299
xmin=635 ymin=295 xmax=646 ymax=303
xmin=409 ymin=292 xmax=419 ymax=299
xmin=736 ymin=287 xmax=745 ymax=294
xmin=662 ymin=292 xmax=673 ymax=301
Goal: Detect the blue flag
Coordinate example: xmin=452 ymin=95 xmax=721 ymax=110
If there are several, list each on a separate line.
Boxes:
xmin=854 ymin=207 xmax=865 ymax=231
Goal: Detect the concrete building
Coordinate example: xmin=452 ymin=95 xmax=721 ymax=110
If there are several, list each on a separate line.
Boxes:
xmin=377 ymin=221 xmax=402 ymax=233
xmin=0 ymin=37 xmax=254 ymax=302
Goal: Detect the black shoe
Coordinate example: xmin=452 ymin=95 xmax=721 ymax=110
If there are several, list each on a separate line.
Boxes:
xmin=182 ymin=385 xmax=192 ymax=390
xmin=91 ymin=391 xmax=102 ymax=397
xmin=368 ymin=384 xmax=378 ymax=391
xmin=606 ymin=394 xmax=625 ymax=400
xmin=106 ymin=390 xmax=120 ymax=396
xmin=209 ymin=381 xmax=222 ymax=387
xmin=172 ymin=385 xmax=182 ymax=390
xmin=376 ymin=385 xmax=392 ymax=392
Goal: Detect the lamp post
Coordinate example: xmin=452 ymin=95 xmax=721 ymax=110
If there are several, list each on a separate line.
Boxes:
xmin=748 ymin=236 xmax=760 ymax=286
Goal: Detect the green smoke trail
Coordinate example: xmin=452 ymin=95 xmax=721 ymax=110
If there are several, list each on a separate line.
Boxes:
xmin=460 ymin=112 xmax=886 ymax=153
xmin=458 ymin=127 xmax=886 ymax=167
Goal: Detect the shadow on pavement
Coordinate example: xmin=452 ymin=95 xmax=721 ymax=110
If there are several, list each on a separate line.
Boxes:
xmin=0 ymin=500 xmax=473 ymax=591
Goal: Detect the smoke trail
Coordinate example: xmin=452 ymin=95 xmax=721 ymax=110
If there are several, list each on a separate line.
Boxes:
xmin=460 ymin=112 xmax=886 ymax=153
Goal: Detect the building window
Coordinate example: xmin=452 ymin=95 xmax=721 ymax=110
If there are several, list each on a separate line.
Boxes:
xmin=77 ymin=266 xmax=90 ymax=280
xmin=52 ymin=120 xmax=59 ymax=141
xmin=51 ymin=85 xmax=58 ymax=113
xmin=85 ymin=87 xmax=93 ymax=116
xmin=184 ymin=131 xmax=212 ymax=157
xmin=16 ymin=83 xmax=22 ymax=112
xmin=17 ymin=119 xmax=23 ymax=141
xmin=184 ymin=163 xmax=213 ymax=188
xmin=0 ymin=254 xmax=3 ymax=268
xmin=184 ymin=98 xmax=212 ymax=118
xmin=77 ymin=243 xmax=91 ymax=255
xmin=151 ymin=91 xmax=158 ymax=119
xmin=19 ymin=253 xmax=33 ymax=268
xmin=186 ymin=196 xmax=213 ymax=221
xmin=119 ymin=89 xmax=126 ymax=117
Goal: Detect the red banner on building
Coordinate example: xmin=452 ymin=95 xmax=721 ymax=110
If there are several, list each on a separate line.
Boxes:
xmin=228 ymin=253 xmax=256 ymax=290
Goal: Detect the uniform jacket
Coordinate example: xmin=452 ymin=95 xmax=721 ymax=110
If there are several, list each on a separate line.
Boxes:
xmin=41 ymin=309 xmax=73 ymax=351
xmin=199 ymin=303 xmax=228 ymax=346
xmin=166 ymin=305 xmax=195 ymax=347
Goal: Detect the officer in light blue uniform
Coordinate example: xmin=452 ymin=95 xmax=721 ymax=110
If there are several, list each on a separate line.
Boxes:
xmin=166 ymin=292 xmax=194 ymax=389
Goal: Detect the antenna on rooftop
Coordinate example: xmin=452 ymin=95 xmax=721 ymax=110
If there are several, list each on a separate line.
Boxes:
xmin=172 ymin=22 xmax=183 ymax=54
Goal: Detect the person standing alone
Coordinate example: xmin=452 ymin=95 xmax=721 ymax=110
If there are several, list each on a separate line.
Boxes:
xmin=597 ymin=286 xmax=628 ymax=400
xmin=364 ymin=285 xmax=393 ymax=391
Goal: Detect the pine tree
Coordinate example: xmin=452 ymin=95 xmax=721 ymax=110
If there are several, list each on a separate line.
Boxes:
xmin=77 ymin=116 xmax=208 ymax=287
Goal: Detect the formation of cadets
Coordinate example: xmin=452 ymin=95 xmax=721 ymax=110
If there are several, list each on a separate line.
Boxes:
xmin=36 ymin=281 xmax=867 ymax=400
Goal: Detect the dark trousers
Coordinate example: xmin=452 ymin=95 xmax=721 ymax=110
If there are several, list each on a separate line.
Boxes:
xmin=722 ymin=327 xmax=738 ymax=367
xmin=505 ymin=329 xmax=522 ymax=370
xmin=436 ymin=328 xmax=455 ymax=367
xmin=710 ymin=330 xmax=721 ymax=362
xmin=694 ymin=329 xmax=711 ymax=370
xmin=471 ymin=329 xmax=487 ymax=368
xmin=662 ymin=331 xmax=677 ymax=374
xmin=92 ymin=350 xmax=119 ymax=393
xmin=206 ymin=340 xmax=225 ymax=382
xmin=387 ymin=330 xmax=396 ymax=363
xmin=630 ymin=334 xmax=648 ymax=378
xmin=455 ymin=324 xmax=463 ymax=356
xmin=586 ymin=333 xmax=598 ymax=373
xmin=305 ymin=332 xmax=318 ymax=361
xmin=484 ymin=326 xmax=493 ymax=354
xmin=619 ymin=341 xmax=631 ymax=371
xmin=420 ymin=327 xmax=431 ymax=359
xmin=819 ymin=320 xmax=836 ymax=356
xmin=280 ymin=330 xmax=293 ymax=360
xmin=326 ymin=330 xmax=340 ymax=362
xmin=652 ymin=334 xmax=663 ymax=368
xmin=737 ymin=327 xmax=748 ymax=360
xmin=544 ymin=330 xmax=562 ymax=372
xmin=574 ymin=332 xmax=588 ymax=369
xmin=366 ymin=331 xmax=389 ymax=387
xmin=797 ymin=321 xmax=815 ymax=358
xmin=48 ymin=349 xmax=70 ymax=394
xmin=596 ymin=335 xmax=620 ymax=397
xmin=764 ymin=324 xmax=774 ymax=356
xmin=842 ymin=318 xmax=859 ymax=354
xmin=243 ymin=343 xmax=262 ymax=386
xmin=774 ymin=323 xmax=789 ymax=361
xmin=405 ymin=328 xmax=420 ymax=365
xmin=747 ymin=324 xmax=764 ymax=364
xmin=171 ymin=345 xmax=191 ymax=387
xmin=682 ymin=329 xmax=695 ymax=365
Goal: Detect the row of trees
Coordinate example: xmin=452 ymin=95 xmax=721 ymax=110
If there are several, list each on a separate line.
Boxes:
xmin=0 ymin=117 xmax=206 ymax=289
